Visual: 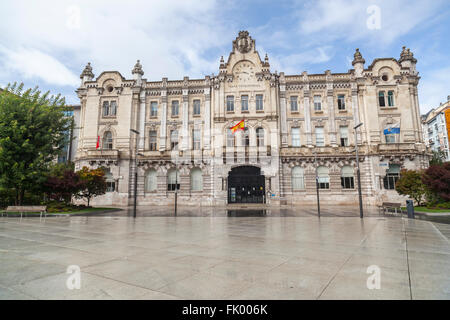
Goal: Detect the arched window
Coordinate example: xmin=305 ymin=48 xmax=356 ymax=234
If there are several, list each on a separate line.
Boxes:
xmin=190 ymin=168 xmax=203 ymax=191
xmin=383 ymin=164 xmax=400 ymax=190
xmin=292 ymin=166 xmax=305 ymax=190
xmin=227 ymin=130 xmax=235 ymax=147
xmin=341 ymin=166 xmax=354 ymax=189
xmin=317 ymin=166 xmax=330 ymax=189
xmin=105 ymin=170 xmax=115 ymax=192
xmin=103 ymin=131 xmax=113 ymax=150
xmin=167 ymin=168 xmax=180 ymax=191
xmin=242 ymin=127 xmax=249 ymax=146
xmin=256 ymin=127 xmax=264 ymax=147
xmin=145 ymin=169 xmax=157 ymax=192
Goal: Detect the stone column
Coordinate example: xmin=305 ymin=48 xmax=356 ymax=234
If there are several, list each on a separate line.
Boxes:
xmin=138 ymin=90 xmax=146 ymax=150
xmin=327 ymin=79 xmax=337 ymax=146
xmin=303 ymin=85 xmax=313 ymax=146
xmin=160 ymin=88 xmax=168 ymax=151
xmin=279 ymin=73 xmax=288 ymax=147
xmin=182 ymin=87 xmax=189 ymax=151
xmin=204 ymin=87 xmax=211 ymax=149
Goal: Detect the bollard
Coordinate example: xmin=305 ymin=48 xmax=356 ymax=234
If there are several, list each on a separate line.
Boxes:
xmin=406 ymin=200 xmax=415 ymax=219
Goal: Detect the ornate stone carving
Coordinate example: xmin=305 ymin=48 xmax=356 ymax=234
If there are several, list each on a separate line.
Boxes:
xmin=352 ymin=48 xmax=365 ymax=66
xmin=132 ymin=60 xmax=144 ymax=76
xmin=80 ymin=62 xmax=94 ymax=79
xmin=233 ymin=31 xmax=254 ymax=54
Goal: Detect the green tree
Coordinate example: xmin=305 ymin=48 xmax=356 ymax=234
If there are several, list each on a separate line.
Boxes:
xmin=429 ymin=150 xmax=446 ymax=166
xmin=0 ymin=83 xmax=71 ymax=205
xmin=395 ymin=169 xmax=427 ymax=206
xmin=75 ymin=167 xmax=107 ymax=207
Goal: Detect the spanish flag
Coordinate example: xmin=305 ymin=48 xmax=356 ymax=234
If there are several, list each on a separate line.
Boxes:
xmin=230 ymin=119 xmax=245 ymax=133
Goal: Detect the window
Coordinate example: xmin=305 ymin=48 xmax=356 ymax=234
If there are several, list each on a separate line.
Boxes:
xmin=242 ymin=127 xmax=249 ymax=146
xmin=170 ymin=130 xmax=178 ymax=150
xmin=315 ymin=127 xmax=324 ymax=147
xmin=105 ymin=171 xmax=115 ymax=192
xmin=190 ymin=168 xmax=203 ymax=191
xmin=341 ymin=166 xmax=354 ymax=189
xmin=171 ymin=100 xmax=179 ymax=116
xmin=340 ymin=126 xmax=349 ymax=147
xmin=256 ymin=127 xmax=264 ymax=147
xmin=193 ymin=129 xmax=200 ymax=150
xmin=102 ymin=101 xmax=117 ymax=117
xmin=292 ymin=127 xmax=300 ymax=147
xmin=102 ymin=101 xmax=110 ymax=116
xmin=256 ymin=94 xmax=263 ymax=111
xmin=193 ymin=100 xmax=201 ymax=115
xmin=103 ymin=131 xmax=113 ymax=150
xmin=290 ymin=96 xmax=298 ymax=112
xmin=149 ymin=130 xmax=157 ymax=151
xmin=226 ymin=96 xmax=234 ymax=112
xmin=145 ymin=169 xmax=157 ymax=192
xmin=337 ymin=95 xmax=346 ymax=110
xmin=292 ymin=166 xmax=305 ymax=190
xmin=383 ymin=164 xmax=400 ymax=190
xmin=385 ymin=134 xmax=396 ymax=144
xmin=227 ymin=130 xmax=235 ymax=147
xmin=317 ymin=166 xmax=330 ymax=189
xmin=167 ymin=169 xmax=180 ymax=191
xmin=387 ymin=91 xmax=395 ymax=107
xmin=379 ymin=91 xmax=386 ymax=107
xmin=150 ymin=102 xmax=158 ymax=117
xmin=314 ymin=95 xmax=322 ymax=111
xmin=241 ymin=95 xmax=248 ymax=111
xmin=110 ymin=101 xmax=117 ymax=116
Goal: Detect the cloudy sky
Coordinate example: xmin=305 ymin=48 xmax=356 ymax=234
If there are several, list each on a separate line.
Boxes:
xmin=0 ymin=0 xmax=449 ymax=113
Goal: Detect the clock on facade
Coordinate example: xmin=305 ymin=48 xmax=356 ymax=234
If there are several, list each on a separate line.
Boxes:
xmin=233 ymin=61 xmax=256 ymax=82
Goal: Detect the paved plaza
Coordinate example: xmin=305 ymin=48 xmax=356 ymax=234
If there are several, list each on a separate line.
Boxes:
xmin=0 ymin=206 xmax=449 ymax=300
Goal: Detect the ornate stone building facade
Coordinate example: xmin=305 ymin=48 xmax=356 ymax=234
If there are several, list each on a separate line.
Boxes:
xmin=75 ymin=31 xmax=428 ymax=207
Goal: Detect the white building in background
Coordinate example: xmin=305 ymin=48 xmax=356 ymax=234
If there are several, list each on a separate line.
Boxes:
xmin=74 ymin=31 xmax=428 ymax=207
xmin=422 ymin=96 xmax=450 ymax=162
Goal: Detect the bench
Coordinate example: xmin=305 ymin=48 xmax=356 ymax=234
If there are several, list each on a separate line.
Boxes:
xmin=2 ymin=206 xmax=47 ymax=220
xmin=378 ymin=202 xmax=403 ymax=215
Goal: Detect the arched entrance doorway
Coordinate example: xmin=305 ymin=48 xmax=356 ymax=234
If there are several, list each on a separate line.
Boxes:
xmin=228 ymin=166 xmax=265 ymax=204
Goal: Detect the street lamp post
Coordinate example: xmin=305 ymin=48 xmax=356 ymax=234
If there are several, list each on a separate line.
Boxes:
xmin=314 ymin=150 xmax=320 ymax=217
xmin=130 ymin=129 xmax=140 ymax=218
xmin=174 ymin=150 xmax=178 ymax=216
xmin=354 ymin=123 xmax=364 ymax=219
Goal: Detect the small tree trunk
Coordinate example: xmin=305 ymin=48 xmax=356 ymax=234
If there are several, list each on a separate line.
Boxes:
xmin=87 ymin=197 xmax=90 ymax=207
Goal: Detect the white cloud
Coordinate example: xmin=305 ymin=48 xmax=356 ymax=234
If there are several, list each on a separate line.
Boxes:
xmin=0 ymin=0 xmax=231 ymax=85
xmin=0 ymin=46 xmax=79 ymax=86
xmin=298 ymin=0 xmax=445 ymax=45
xmin=268 ymin=46 xmax=334 ymax=74
xmin=419 ymin=67 xmax=450 ymax=113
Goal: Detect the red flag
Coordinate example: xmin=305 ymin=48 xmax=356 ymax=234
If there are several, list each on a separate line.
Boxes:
xmin=230 ymin=119 xmax=245 ymax=134
xmin=96 ymin=135 xmax=100 ymax=149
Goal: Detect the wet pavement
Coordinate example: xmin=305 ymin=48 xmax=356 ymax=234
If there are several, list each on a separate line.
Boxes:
xmin=0 ymin=206 xmax=449 ymax=300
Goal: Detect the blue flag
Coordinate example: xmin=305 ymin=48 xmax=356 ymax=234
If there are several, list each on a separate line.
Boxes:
xmin=384 ymin=123 xmax=400 ymax=135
